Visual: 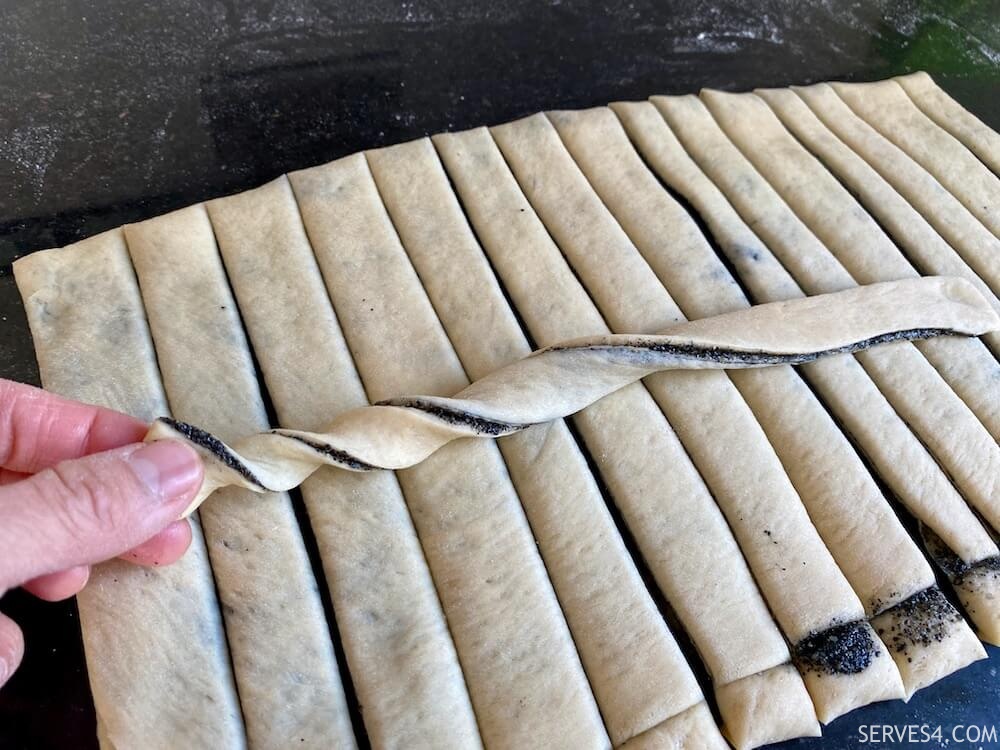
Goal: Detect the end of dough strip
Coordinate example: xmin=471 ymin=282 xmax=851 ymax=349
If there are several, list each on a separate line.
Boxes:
xmin=144 ymin=277 xmax=999 ymax=517
xmin=870 ymin=587 xmax=986 ymax=699
xmin=715 ymin=664 xmax=821 ymax=749
xmin=922 ymin=525 xmax=1000 ymax=646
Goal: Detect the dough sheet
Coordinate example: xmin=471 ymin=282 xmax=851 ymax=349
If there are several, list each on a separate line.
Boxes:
xmin=366 ymin=137 xmax=705 ymax=746
xmin=792 ymin=82 xmax=1000 ymax=295
xmin=755 ymin=85 xmax=1000 ymax=356
xmin=700 ymin=88 xmax=1000 ymax=438
xmin=489 ymin=110 xmax=902 ymax=722
xmin=13 ymin=71 xmax=1000 ymax=748
xmin=830 ymin=80 xmax=1000 ymax=237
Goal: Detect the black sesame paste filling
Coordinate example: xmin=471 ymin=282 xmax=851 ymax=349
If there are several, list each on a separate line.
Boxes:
xmin=380 ymin=398 xmax=525 ymax=437
xmin=920 ymin=524 xmax=1000 ymax=588
xmin=159 ymin=417 xmax=265 ymax=489
xmin=285 ymin=434 xmax=382 ymax=472
xmin=548 ymin=327 xmax=957 ymax=365
xmin=876 ymin=587 xmax=961 ymax=660
xmin=794 ymin=619 xmax=879 ymax=675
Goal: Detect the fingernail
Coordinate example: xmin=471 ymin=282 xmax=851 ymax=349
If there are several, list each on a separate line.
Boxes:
xmin=128 ymin=441 xmax=202 ymax=502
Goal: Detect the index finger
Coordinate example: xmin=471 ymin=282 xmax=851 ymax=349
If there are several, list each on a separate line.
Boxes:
xmin=0 ymin=380 xmax=148 ymax=474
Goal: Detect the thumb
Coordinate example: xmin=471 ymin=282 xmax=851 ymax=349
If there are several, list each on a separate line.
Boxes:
xmin=0 ymin=612 xmax=24 ymax=688
xmin=0 ymin=441 xmax=202 ymax=591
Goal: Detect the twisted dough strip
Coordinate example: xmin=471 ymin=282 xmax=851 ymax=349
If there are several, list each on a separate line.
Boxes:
xmin=145 ymin=278 xmax=999 ymax=517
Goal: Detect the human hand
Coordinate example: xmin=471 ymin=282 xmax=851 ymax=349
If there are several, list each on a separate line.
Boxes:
xmin=0 ymin=380 xmax=203 ymax=688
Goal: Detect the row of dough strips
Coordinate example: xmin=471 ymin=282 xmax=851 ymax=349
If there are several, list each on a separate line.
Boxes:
xmin=15 ymin=71 xmax=1000 ymax=750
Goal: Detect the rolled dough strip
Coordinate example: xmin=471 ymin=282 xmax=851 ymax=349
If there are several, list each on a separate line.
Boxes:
xmin=123 ymin=206 xmax=357 ymax=749
xmin=894 ymin=71 xmax=1000 ymax=175
xmin=548 ymin=104 xmax=985 ymax=697
xmin=700 ymin=88 xmax=1000 ymax=439
xmin=754 ymin=85 xmax=1000 ymax=357
xmin=288 ymin=152 xmax=608 ymax=750
xmin=434 ymin=124 xmax=815 ymax=748
xmin=792 ymin=82 xmax=1000 ymax=296
xmin=366 ymin=137 xmax=705 ymax=746
xmin=490 ymin=111 xmax=902 ymax=722
xmin=652 ymin=93 xmax=1000 ymax=537
xmin=145 ymin=275 xmax=990 ymax=516
xmin=13 ymin=233 xmax=246 ymax=750
xmin=612 ymin=99 xmax=1000 ymax=643
xmin=830 ymin=79 xmax=1000 ymax=238
xmin=205 ymin=176 xmax=482 ymax=749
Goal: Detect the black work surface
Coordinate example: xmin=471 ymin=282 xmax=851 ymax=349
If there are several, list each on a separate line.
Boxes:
xmin=1 ymin=1 xmax=998 ymax=748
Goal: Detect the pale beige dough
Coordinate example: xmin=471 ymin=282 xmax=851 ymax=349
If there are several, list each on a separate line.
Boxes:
xmin=715 ymin=665 xmax=822 ymax=750
xmin=699 ymin=88 xmax=1000 ymax=439
xmin=288 ymin=152 xmax=608 ymax=750
xmin=610 ymin=97 xmax=1000 ymax=643
xmin=920 ymin=526 xmax=1000 ymax=646
xmin=365 ymin=138 xmax=705 ymax=746
xmin=434 ymin=124 xmax=814 ymax=748
xmin=792 ymin=82 xmax=1000 ymax=296
xmin=616 ymin=702 xmax=730 ymax=750
xmin=205 ymin=176 xmax=482 ymax=750
xmin=651 ymin=93 xmax=1000 ymax=538
xmin=12 ymin=73 xmax=1000 ymax=750
xmin=546 ymin=103 xmax=986 ymax=696
xmin=831 ymin=79 xmax=1000 ymax=238
xmin=870 ymin=588 xmax=988 ymax=696
xmin=122 ymin=205 xmax=358 ymax=748
xmin=754 ymin=85 xmax=1000 ymax=357
xmin=895 ymin=71 xmax=1000 ymax=175
xmin=13 ymin=232 xmax=246 ymax=750
xmin=490 ymin=110 xmax=902 ymax=722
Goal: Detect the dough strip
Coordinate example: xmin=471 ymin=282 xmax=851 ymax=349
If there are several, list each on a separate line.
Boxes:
xmin=147 ymin=274 xmax=993 ymax=517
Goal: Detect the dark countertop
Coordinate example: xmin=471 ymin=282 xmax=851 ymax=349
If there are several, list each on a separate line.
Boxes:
xmin=1 ymin=1 xmax=998 ymax=747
